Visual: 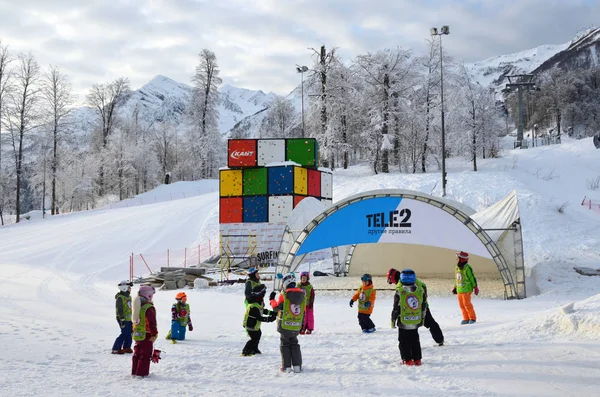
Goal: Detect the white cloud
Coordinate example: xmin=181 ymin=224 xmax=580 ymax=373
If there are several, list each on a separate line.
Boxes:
xmin=0 ymin=0 xmax=597 ymax=101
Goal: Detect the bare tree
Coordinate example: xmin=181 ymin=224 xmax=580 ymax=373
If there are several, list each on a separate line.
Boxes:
xmin=0 ymin=41 xmax=13 ymax=224
xmin=41 ymin=65 xmax=73 ymax=215
xmin=189 ymin=49 xmax=222 ymax=178
xmin=6 ymin=53 xmax=40 ymax=223
xmin=86 ymin=77 xmax=130 ymax=195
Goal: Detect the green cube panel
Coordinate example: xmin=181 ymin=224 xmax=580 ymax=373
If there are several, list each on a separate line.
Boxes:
xmin=286 ymin=138 xmax=317 ymax=167
xmin=243 ymin=168 xmax=268 ymax=196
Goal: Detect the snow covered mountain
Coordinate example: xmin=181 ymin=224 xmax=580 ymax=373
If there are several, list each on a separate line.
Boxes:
xmin=68 ymin=28 xmax=600 ymax=140
xmin=69 ymin=75 xmax=277 ymax=137
xmin=466 ymin=27 xmax=600 ymax=91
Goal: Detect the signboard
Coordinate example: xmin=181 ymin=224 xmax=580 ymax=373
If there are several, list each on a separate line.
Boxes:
xmin=296 ymin=196 xmax=491 ymax=258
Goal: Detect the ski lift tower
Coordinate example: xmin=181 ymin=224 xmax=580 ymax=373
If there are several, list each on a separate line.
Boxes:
xmin=505 ymin=74 xmax=536 ymax=148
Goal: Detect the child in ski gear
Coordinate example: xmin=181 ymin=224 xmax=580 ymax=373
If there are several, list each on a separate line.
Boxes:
xmin=112 ymin=280 xmax=133 ymax=354
xmin=387 ymin=268 xmax=444 ymax=346
xmin=299 ymin=271 xmax=315 ymax=335
xmin=244 ymin=267 xmax=261 ymax=306
xmin=132 ymin=285 xmax=158 ymax=377
xmin=452 ymin=251 xmax=479 ymax=324
xmin=270 ymin=273 xmax=306 ymax=373
xmin=166 ymin=292 xmax=193 ymax=342
xmin=242 ymin=284 xmax=276 ymax=356
xmin=392 ymin=269 xmax=426 ymax=366
xmin=349 ymin=274 xmax=377 ymax=333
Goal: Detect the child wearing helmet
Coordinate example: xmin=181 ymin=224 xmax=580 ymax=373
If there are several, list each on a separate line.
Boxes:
xmin=392 ymin=269 xmax=426 ymax=366
xmin=387 ymin=268 xmax=444 ymax=346
xmin=269 ymin=272 xmax=306 ymax=373
xmin=349 ymin=274 xmax=377 ymax=333
xmin=244 ymin=267 xmax=261 ymax=306
xmin=132 ymin=285 xmax=158 ymax=377
xmin=299 ymin=271 xmax=315 ymax=335
xmin=112 ymin=280 xmax=134 ymax=354
xmin=452 ymin=251 xmax=479 ymax=324
xmin=166 ymin=292 xmax=193 ymax=343
xmin=242 ymin=284 xmax=277 ymax=356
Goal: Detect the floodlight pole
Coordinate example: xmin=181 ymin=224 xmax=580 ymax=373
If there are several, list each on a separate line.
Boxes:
xmin=431 ymin=26 xmax=450 ymax=197
xmin=296 ymin=65 xmax=309 ymax=138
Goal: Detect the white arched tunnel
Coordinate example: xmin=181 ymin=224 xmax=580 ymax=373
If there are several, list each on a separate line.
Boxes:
xmin=275 ymin=189 xmax=525 ymax=299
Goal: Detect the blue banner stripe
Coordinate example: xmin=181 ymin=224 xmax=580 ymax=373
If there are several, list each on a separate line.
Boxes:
xmin=297 ymin=197 xmax=403 ymax=255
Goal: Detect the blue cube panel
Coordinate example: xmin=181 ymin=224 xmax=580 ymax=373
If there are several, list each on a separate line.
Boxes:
xmin=243 ymin=196 xmax=268 ymax=223
xmin=267 ymin=166 xmax=294 ymax=195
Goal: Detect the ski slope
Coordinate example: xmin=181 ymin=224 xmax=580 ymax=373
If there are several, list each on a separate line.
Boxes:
xmin=1 ymin=137 xmax=599 ymax=396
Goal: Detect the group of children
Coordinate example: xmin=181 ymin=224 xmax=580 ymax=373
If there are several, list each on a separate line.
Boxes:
xmin=242 ymin=267 xmax=315 ymax=372
xmin=111 ymin=282 xmax=193 ymax=377
xmin=112 ymin=250 xmax=479 ymax=375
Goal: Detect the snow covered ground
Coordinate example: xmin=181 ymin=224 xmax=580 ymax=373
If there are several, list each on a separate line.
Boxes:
xmin=1 ymin=137 xmax=600 ymax=396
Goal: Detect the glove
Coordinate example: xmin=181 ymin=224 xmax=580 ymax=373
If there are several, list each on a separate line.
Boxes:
xmin=349 ymin=299 xmax=354 ymax=308
xmin=119 ymin=320 xmax=125 ymax=329
xmin=269 ymin=291 xmax=276 ymax=301
xmin=149 ymin=335 xmax=157 ymax=343
xmin=452 ymin=287 xmax=457 ymax=295
xmin=151 ymin=349 xmax=161 ymax=363
xmin=268 ymin=313 xmax=277 ymax=322
xmin=364 ymin=301 xmax=371 ymax=308
xmin=391 ymin=320 xmax=396 ymax=329
xmin=474 ymin=286 xmax=479 ymax=296
xmin=188 ymin=324 xmax=193 ymax=331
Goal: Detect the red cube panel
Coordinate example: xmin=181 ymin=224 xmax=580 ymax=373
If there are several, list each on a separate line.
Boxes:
xmin=228 ymin=139 xmax=257 ymax=168
xmin=220 ymin=197 xmax=243 ymax=223
xmin=307 ymin=169 xmax=321 ymax=197
xmin=294 ymin=195 xmax=307 ymax=208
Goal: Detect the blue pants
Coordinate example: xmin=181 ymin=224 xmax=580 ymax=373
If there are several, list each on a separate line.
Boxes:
xmin=171 ymin=320 xmax=187 ymax=340
xmin=112 ymin=320 xmax=132 ymax=350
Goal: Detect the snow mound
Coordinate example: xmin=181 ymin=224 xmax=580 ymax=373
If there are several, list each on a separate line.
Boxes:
xmin=528 ymin=294 xmax=600 ymax=339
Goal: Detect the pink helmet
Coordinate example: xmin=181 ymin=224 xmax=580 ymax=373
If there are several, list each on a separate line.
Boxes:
xmin=139 ymin=285 xmax=155 ymax=299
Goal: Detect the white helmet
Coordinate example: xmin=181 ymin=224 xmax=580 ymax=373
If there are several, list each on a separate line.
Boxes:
xmin=118 ymin=280 xmax=133 ymax=292
xmin=282 ymin=273 xmax=296 ymax=290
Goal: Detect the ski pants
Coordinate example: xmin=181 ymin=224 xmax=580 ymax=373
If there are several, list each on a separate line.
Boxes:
xmin=243 ymin=329 xmax=262 ymax=355
xmin=458 ymin=292 xmax=477 ymax=321
xmin=279 ymin=331 xmax=302 ymax=369
xmin=112 ymin=320 xmax=132 ymax=351
xmin=358 ymin=313 xmax=375 ymax=330
xmin=171 ymin=320 xmax=187 ymax=340
xmin=398 ymin=327 xmax=422 ymax=362
xmin=423 ymin=308 xmax=444 ymax=344
xmin=132 ymin=337 xmax=154 ymax=377
xmin=302 ymin=307 xmax=314 ymax=331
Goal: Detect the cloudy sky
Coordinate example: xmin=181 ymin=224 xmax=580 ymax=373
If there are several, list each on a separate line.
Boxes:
xmin=0 ymin=0 xmax=597 ymax=102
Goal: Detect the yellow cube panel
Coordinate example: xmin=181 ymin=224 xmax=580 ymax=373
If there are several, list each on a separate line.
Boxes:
xmin=220 ymin=169 xmax=243 ymax=197
xmin=294 ymin=166 xmax=308 ymax=195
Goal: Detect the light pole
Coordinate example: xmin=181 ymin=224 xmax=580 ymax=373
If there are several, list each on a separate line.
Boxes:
xmin=430 ymin=26 xmax=449 ymax=197
xmin=296 ymin=65 xmax=308 ymax=138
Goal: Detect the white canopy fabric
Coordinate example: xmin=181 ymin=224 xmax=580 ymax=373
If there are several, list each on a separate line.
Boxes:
xmin=276 ymin=190 xmax=525 ymax=299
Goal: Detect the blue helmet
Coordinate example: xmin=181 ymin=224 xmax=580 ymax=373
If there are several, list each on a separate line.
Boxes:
xmin=361 ymin=274 xmax=372 ymax=282
xmin=248 ymin=267 xmax=259 ymax=276
xmin=400 ymin=269 xmax=416 ymax=286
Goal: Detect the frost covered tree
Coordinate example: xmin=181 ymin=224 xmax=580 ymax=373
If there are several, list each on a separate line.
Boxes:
xmin=260 ymin=95 xmax=297 ymax=138
xmin=354 ymin=47 xmax=413 ymax=173
xmin=0 ymin=41 xmax=13 ymax=224
xmin=86 ymin=77 xmax=130 ymax=196
xmin=5 ymin=53 xmax=40 ymax=222
xmin=41 ymin=65 xmax=73 ymax=214
xmin=188 ymin=49 xmax=222 ymax=178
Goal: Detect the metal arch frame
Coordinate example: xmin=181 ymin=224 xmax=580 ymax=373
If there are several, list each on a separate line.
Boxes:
xmin=276 ymin=190 xmax=521 ymax=299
